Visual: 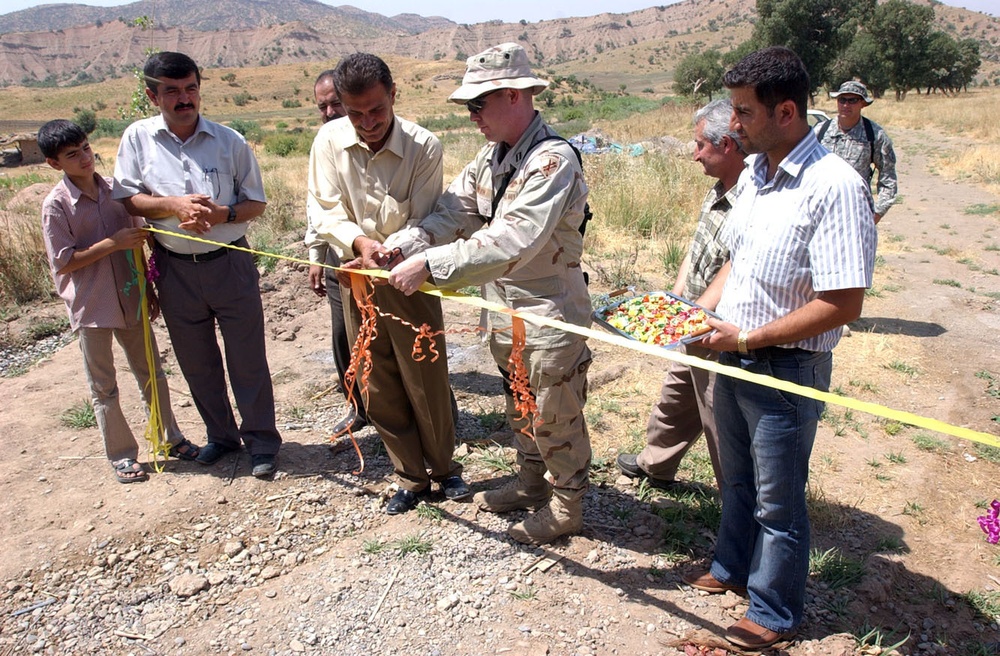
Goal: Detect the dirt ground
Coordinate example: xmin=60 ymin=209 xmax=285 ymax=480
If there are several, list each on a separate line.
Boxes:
xmin=0 ymin=125 xmax=998 ymax=655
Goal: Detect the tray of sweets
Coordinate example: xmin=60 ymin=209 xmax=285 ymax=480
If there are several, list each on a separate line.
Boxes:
xmin=592 ymin=290 xmax=717 ymax=349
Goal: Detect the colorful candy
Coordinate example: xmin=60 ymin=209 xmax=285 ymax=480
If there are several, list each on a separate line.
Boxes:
xmin=597 ymin=292 xmax=713 ymax=347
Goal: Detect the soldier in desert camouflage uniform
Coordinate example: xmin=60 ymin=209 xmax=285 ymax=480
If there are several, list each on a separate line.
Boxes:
xmin=382 ymin=43 xmax=592 ymax=545
xmin=815 ymin=81 xmax=897 ymax=223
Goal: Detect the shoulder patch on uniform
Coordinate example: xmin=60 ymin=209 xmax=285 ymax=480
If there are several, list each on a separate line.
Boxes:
xmin=538 ymin=154 xmax=560 ymax=178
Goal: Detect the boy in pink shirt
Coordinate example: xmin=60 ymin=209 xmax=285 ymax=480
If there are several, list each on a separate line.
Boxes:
xmin=39 ymin=119 xmax=201 ymax=483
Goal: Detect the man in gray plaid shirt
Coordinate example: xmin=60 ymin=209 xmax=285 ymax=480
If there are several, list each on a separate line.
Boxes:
xmin=617 ymin=99 xmax=745 ymax=490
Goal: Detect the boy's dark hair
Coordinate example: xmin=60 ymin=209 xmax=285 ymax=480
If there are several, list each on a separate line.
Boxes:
xmin=723 ymin=46 xmax=809 ymax=120
xmin=333 ymin=53 xmax=393 ymax=97
xmin=37 ymin=119 xmax=87 ymax=159
xmin=144 ymin=51 xmax=201 ymax=93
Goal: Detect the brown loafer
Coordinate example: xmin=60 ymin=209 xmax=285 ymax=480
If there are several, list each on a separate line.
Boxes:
xmin=681 ymin=570 xmax=747 ymax=594
xmin=725 ymin=617 xmax=795 ymax=650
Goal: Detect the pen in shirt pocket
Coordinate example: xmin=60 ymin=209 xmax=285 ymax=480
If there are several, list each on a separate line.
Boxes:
xmin=203 ymin=167 xmax=220 ymax=198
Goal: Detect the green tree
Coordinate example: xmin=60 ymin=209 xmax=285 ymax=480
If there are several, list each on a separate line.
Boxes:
xmin=750 ymin=0 xmax=876 ymax=98
xmin=923 ymin=31 xmax=962 ymax=95
xmin=867 ymin=0 xmax=934 ymax=100
xmin=954 ymin=38 xmax=981 ymax=92
xmin=672 ymin=49 xmax=724 ymax=100
xmin=830 ymin=31 xmax=890 ymax=98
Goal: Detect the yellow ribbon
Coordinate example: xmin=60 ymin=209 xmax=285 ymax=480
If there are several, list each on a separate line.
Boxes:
xmin=142 ymin=227 xmax=1000 ymax=450
xmin=133 ymin=249 xmax=168 ymax=470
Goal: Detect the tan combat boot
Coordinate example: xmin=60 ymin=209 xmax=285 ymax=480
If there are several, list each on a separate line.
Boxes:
xmin=475 ymin=460 xmax=551 ymax=513
xmin=507 ymin=489 xmax=584 ymax=545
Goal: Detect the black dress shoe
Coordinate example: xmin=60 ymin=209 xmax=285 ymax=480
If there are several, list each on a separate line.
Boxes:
xmin=251 ymin=453 xmax=277 ymax=479
xmin=615 ymin=453 xmax=678 ymax=489
xmin=440 ymin=475 xmax=471 ymax=500
xmin=386 ymin=486 xmax=430 ymax=515
xmin=332 ymin=408 xmax=369 ymax=436
xmin=196 ymin=442 xmax=239 ymax=465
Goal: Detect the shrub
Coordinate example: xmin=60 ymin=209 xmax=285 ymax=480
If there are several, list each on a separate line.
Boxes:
xmin=262 ymin=132 xmax=312 ymax=157
xmin=91 ymin=117 xmax=132 ymax=139
xmin=232 ymin=91 xmax=253 ymax=107
xmin=228 ymin=119 xmax=263 ymax=143
xmin=417 ymin=114 xmax=471 ymax=132
xmin=281 ymin=99 xmax=302 ymax=109
xmin=73 ymin=108 xmax=97 ymax=134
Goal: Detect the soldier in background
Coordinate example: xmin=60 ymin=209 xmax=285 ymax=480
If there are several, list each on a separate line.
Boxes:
xmin=815 ymin=80 xmax=897 ymax=223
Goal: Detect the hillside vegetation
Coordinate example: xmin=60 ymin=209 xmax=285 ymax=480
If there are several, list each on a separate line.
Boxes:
xmin=0 ymin=0 xmax=997 ymax=92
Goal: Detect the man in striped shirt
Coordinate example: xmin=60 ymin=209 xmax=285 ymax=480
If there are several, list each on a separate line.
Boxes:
xmin=684 ymin=47 xmax=877 ymax=650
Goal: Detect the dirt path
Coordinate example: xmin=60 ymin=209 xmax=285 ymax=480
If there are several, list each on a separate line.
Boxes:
xmin=0 ymin=126 xmax=998 ymax=655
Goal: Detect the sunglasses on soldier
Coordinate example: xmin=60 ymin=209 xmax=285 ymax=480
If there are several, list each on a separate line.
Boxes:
xmin=464 ymin=90 xmax=501 ymax=114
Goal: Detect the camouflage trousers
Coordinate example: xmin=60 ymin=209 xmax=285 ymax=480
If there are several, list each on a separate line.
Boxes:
xmin=490 ymin=338 xmax=593 ymax=493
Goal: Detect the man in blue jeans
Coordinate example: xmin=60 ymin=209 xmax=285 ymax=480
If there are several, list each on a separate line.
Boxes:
xmin=692 ymin=46 xmax=877 ymax=650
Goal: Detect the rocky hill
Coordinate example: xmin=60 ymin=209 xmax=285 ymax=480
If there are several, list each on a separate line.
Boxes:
xmin=0 ymin=0 xmax=997 ymax=88
xmin=0 ymin=0 xmax=453 ymax=35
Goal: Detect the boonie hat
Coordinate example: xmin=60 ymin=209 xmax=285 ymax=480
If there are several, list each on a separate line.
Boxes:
xmin=449 ymin=43 xmax=549 ymax=103
xmin=829 ymin=80 xmax=873 ymax=104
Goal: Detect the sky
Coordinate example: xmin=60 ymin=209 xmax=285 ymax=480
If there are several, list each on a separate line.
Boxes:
xmin=2 ymin=0 xmax=996 ymax=25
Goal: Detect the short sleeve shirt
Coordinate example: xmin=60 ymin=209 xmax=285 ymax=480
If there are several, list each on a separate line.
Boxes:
xmin=112 ymin=115 xmax=266 ymax=254
xmin=42 ymin=174 xmax=144 ymax=330
xmin=717 ymin=131 xmax=878 ymax=352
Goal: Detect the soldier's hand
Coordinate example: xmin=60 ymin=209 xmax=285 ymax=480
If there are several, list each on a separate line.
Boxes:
xmin=388 ymin=256 xmax=430 ymax=296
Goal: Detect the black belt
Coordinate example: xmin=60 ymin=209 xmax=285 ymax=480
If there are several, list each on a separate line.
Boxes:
xmin=156 ymin=237 xmax=247 ymax=262
xmin=741 ymin=346 xmax=816 ymax=360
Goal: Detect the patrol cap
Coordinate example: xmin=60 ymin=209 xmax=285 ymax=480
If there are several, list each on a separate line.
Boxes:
xmin=449 ymin=43 xmax=549 ymax=103
xmin=830 ymin=80 xmax=873 ymax=104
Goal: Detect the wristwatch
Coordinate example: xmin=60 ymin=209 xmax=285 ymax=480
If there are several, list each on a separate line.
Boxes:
xmin=226 ymin=205 xmax=237 ymax=223
xmin=737 ymin=329 xmax=749 ymax=355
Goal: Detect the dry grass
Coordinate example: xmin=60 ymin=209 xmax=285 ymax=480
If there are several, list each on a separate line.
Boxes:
xmin=0 ymin=57 xmax=467 ymax=130
xmin=937 ymin=145 xmax=1000 ymax=190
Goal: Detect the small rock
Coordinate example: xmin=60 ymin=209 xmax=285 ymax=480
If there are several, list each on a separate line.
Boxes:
xmin=169 ymin=573 xmax=209 ymax=597
xmin=436 ymin=594 xmax=459 ymax=611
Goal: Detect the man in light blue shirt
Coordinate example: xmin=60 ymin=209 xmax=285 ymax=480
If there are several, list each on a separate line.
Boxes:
xmin=113 ymin=51 xmax=281 ymax=479
xmin=686 ymin=46 xmax=877 ymax=651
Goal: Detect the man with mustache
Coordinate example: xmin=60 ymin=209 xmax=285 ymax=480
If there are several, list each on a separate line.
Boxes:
xmin=113 ymin=51 xmax=282 ymax=479
xmin=617 ymin=98 xmax=745 ymax=492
